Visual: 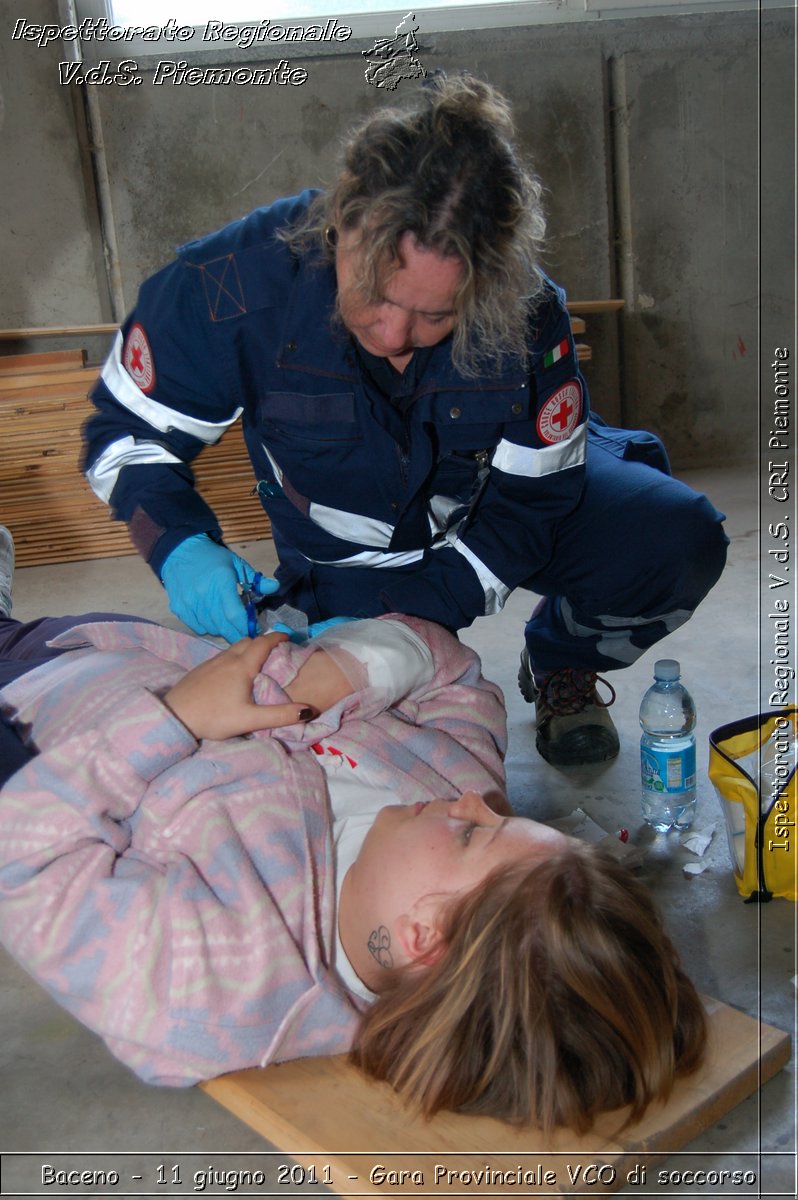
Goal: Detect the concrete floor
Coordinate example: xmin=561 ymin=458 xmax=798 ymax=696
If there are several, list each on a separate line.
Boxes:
xmin=1 ymin=466 xmax=794 ymax=1197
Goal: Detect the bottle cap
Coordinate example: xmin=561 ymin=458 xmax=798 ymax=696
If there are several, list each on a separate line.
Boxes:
xmin=654 ymin=658 xmax=680 ymax=680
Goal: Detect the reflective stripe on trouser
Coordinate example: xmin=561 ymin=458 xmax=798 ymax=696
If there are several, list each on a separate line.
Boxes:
xmin=522 ymin=442 xmax=729 ymax=674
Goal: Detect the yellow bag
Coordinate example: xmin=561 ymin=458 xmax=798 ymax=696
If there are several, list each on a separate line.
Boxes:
xmin=709 ymin=708 xmax=798 ymax=902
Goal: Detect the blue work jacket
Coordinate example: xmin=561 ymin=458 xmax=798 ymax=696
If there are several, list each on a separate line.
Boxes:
xmin=84 ymin=191 xmax=590 ymax=629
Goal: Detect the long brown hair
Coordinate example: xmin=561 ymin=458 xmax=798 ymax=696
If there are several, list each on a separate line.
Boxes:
xmin=280 ymin=74 xmax=546 ymax=376
xmin=351 ymin=842 xmax=706 ymax=1133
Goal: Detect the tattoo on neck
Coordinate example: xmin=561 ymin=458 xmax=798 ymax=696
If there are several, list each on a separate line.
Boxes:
xmin=367 ymin=926 xmax=394 ymax=970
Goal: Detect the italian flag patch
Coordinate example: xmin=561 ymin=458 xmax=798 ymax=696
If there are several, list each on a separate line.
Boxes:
xmin=543 ymin=338 xmax=569 ymax=368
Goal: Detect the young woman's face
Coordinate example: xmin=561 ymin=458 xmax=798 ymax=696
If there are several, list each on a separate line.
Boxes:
xmin=335 ymin=230 xmax=462 ymax=369
xmin=343 ymin=792 xmax=571 ymax=966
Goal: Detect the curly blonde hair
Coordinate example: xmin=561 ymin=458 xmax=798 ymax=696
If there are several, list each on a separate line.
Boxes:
xmin=351 ymin=842 xmax=706 ymax=1133
xmin=280 ymin=74 xmax=546 ymax=375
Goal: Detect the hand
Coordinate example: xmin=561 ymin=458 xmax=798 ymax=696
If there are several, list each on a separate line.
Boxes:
xmin=161 ymin=534 xmax=278 ymax=642
xmin=163 ymin=634 xmax=315 ymax=740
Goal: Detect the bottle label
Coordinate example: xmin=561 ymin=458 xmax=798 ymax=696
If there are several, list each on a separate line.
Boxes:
xmin=641 ymin=744 xmax=696 ymax=795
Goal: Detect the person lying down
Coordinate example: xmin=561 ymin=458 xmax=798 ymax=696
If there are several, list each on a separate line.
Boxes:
xmin=0 ymin=571 xmax=705 ymax=1134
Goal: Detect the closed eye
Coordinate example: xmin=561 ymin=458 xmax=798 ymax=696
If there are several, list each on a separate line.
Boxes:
xmin=379 ymin=298 xmax=452 ymax=327
xmin=461 ymin=821 xmax=478 ymax=845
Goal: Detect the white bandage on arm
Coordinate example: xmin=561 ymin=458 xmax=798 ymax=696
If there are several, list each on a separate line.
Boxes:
xmin=314 ymin=618 xmax=435 ymax=708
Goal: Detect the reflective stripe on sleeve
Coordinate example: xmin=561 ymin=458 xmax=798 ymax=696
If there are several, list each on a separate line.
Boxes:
xmin=101 ymin=331 xmax=243 ymax=443
xmin=302 ymin=547 xmax=426 ymax=569
xmin=492 ymin=422 xmax=586 ymax=478
xmin=262 ymin=445 xmax=284 ymax=483
xmin=85 ymin=435 xmax=183 ymax=503
xmin=263 ymin=446 xmax=398 ymax=548
xmin=308 ymin=502 xmax=396 ymax=548
xmin=265 ymin=447 xmax=492 ymax=586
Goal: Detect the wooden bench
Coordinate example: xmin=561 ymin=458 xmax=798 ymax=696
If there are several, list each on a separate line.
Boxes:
xmin=0 ymin=305 xmax=621 ymax=568
xmin=200 ymin=996 xmax=789 ymax=1198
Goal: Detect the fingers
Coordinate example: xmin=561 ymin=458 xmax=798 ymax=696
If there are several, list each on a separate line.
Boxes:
xmin=227 ymin=631 xmax=289 ymax=669
xmin=238 ymin=701 xmax=319 ymax=734
xmin=255 ymin=575 xmax=280 ymax=596
xmin=226 ymin=634 xmax=318 ymax=732
xmin=218 ymin=589 xmax=252 ymax=642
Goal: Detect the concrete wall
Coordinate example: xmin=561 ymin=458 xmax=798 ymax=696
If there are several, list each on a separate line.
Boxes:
xmin=0 ymin=0 xmax=112 ymax=329
xmin=1 ymin=2 xmax=794 ymax=466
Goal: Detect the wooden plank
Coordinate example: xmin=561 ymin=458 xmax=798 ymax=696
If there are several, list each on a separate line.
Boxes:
xmin=0 ymin=324 xmax=118 ymax=339
xmin=566 ymin=300 xmax=625 ymax=314
xmin=1 ymin=382 xmax=98 ymax=406
xmin=0 ymin=367 xmax=101 ymax=393
xmin=201 ymin=996 xmax=790 ymax=1200
xmin=0 ymin=349 xmax=86 ymax=373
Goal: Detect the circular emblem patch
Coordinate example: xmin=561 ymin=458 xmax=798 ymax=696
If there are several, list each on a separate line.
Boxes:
xmin=537 ymin=380 xmax=582 ymax=444
xmin=123 ymin=323 xmax=156 ymax=393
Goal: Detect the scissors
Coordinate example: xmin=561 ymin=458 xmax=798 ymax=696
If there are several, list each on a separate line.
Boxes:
xmin=237 ymin=572 xmax=265 ymax=639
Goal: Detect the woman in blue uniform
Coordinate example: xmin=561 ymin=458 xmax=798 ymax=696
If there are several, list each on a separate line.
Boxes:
xmin=83 ymin=74 xmax=727 ymax=766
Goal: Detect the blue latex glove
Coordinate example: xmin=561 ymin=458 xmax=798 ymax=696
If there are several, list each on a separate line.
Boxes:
xmin=160 ymin=534 xmax=278 ymax=642
xmin=268 ymin=616 xmax=358 ymax=644
xmin=306 ymin=616 xmax=359 ymax=639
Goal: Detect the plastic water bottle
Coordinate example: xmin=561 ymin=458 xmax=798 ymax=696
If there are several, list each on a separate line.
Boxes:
xmin=640 ymin=659 xmax=697 ymax=832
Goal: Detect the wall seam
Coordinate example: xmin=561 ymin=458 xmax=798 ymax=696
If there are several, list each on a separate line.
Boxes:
xmin=607 ymin=51 xmax=635 ymax=430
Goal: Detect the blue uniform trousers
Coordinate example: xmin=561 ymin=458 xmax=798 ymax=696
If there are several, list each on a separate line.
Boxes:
xmin=523 ymin=439 xmax=728 ymax=675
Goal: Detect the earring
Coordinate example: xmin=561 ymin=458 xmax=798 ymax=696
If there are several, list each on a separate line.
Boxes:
xmin=324 ymin=225 xmax=338 ymax=249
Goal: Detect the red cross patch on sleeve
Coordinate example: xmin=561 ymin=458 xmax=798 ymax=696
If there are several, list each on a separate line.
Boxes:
xmin=537 ymin=380 xmax=582 ymax=444
xmin=123 ymin=323 xmax=156 ymax=393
